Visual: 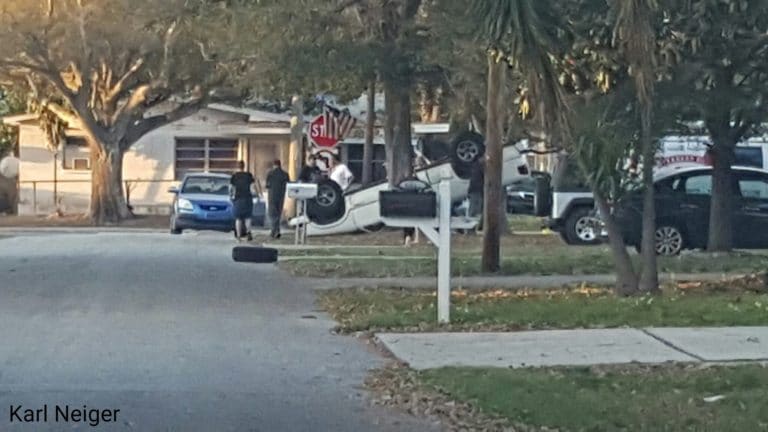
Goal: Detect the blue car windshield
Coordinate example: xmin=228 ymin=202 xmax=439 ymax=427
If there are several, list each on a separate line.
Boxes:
xmin=182 ymin=177 xmax=230 ymax=195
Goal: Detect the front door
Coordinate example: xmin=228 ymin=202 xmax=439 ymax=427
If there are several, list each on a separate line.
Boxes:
xmin=734 ymin=171 xmax=768 ymax=248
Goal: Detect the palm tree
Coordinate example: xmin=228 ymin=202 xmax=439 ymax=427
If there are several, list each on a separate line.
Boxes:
xmin=614 ymin=0 xmax=661 ymax=294
xmin=471 ymin=0 xmax=568 ymax=272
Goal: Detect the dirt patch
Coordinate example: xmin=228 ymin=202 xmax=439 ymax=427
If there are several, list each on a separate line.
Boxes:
xmin=677 ymin=272 xmax=768 ymax=294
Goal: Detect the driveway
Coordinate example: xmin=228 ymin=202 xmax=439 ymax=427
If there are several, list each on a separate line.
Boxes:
xmin=0 ymin=232 xmax=438 ymax=431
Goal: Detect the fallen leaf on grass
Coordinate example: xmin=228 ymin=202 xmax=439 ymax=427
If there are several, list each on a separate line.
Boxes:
xmin=703 ymin=395 xmax=726 ymax=403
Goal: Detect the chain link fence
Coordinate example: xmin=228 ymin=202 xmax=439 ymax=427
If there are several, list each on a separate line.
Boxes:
xmin=15 ymin=179 xmax=177 ymax=215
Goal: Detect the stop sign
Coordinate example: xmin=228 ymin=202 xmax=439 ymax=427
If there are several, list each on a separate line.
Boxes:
xmin=309 ymin=114 xmax=339 ymax=148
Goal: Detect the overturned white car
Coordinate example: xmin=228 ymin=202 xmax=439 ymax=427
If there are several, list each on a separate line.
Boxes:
xmin=297 ymin=131 xmax=532 ymax=236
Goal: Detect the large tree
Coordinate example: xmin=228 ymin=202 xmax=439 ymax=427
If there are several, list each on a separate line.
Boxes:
xmin=0 ymin=0 xmax=244 ymax=223
xmin=614 ymin=0 xmax=661 ymax=293
xmin=662 ymin=0 xmax=768 ymax=251
xmin=471 ymin=0 xmax=569 ymax=273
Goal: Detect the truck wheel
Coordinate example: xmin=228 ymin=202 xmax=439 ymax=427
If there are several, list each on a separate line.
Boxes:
xmin=450 ymin=131 xmax=485 ymax=179
xmin=232 ymin=246 xmax=278 ymax=263
xmin=563 ymin=206 xmax=601 ymax=245
xmin=306 ymin=179 xmax=345 ymax=225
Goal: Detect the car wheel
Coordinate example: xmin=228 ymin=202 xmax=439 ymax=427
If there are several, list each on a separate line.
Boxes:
xmin=655 ymin=224 xmax=685 ymax=256
xmin=232 ymin=246 xmax=279 ymax=263
xmin=306 ymin=179 xmax=346 ymax=225
xmin=450 ymin=131 xmax=485 ymax=179
xmin=563 ymin=207 xmax=601 ymax=245
xmin=170 ymin=215 xmax=182 ymax=235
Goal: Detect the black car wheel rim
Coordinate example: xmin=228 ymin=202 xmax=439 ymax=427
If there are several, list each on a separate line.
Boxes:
xmin=316 ymin=187 xmax=337 ymax=207
xmin=456 ymin=140 xmax=480 ymax=162
xmin=655 ymin=226 xmax=683 ymax=255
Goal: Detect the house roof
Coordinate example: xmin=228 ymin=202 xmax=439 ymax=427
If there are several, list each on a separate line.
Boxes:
xmin=207 ymin=104 xmax=293 ymax=123
xmin=2 ymin=114 xmax=39 ymax=126
xmin=1 ymin=104 xmax=293 ymax=128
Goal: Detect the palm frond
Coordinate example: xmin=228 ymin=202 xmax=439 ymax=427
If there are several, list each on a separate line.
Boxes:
xmin=472 ymin=0 xmax=571 ymax=140
xmin=613 ymin=0 xmax=658 ymax=106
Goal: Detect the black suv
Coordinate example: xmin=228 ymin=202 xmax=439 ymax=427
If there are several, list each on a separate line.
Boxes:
xmin=613 ymin=166 xmax=768 ymax=255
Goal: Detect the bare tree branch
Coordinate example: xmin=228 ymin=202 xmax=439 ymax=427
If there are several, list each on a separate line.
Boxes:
xmin=41 ymin=101 xmax=80 ymax=127
xmin=112 ymin=84 xmax=151 ymax=131
xmin=106 ymin=58 xmax=145 ymax=104
xmin=123 ymin=98 xmax=206 ymax=148
xmin=159 ymin=20 xmax=178 ymax=84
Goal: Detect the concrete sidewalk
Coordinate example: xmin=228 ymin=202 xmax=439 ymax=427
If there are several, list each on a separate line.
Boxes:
xmin=376 ymin=327 xmax=768 ymax=370
xmin=312 ymin=273 xmax=741 ymax=290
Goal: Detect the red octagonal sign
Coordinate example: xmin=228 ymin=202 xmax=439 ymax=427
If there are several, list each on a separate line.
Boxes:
xmin=308 ymin=114 xmax=339 ymax=149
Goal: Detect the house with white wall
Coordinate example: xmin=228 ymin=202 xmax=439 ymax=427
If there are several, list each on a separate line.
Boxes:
xmin=3 ymin=105 xmax=298 ymax=216
xmin=2 ymin=98 xmax=440 ymax=217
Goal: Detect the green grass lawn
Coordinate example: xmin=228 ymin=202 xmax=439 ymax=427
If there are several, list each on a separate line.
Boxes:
xmin=319 ymin=283 xmax=768 ymax=332
xmin=281 ymin=248 xmax=768 ymax=278
xmin=418 ymin=365 xmax=768 ymax=432
xmin=508 ymin=215 xmax=545 ymax=232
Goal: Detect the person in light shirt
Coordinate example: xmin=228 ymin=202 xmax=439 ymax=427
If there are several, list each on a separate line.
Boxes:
xmin=328 ymin=154 xmax=354 ymax=191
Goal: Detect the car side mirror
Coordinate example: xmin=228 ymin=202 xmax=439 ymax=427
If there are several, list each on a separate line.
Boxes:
xmin=168 ymin=186 xmax=179 ymax=194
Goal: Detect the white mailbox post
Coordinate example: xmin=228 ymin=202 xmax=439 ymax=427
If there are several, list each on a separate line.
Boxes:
xmin=380 ymin=180 xmax=478 ymax=323
xmin=286 ymin=183 xmax=318 ymax=245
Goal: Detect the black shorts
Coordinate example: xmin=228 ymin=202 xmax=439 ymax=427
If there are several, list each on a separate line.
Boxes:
xmin=232 ymin=198 xmax=253 ymax=219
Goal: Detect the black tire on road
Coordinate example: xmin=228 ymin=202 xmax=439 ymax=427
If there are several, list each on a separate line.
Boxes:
xmin=563 ymin=206 xmax=601 ymax=245
xmin=306 ymin=179 xmax=346 ymax=225
xmin=232 ymin=246 xmax=279 ymax=263
xmin=450 ymin=131 xmax=486 ymax=179
xmin=170 ymin=215 xmax=182 ymax=235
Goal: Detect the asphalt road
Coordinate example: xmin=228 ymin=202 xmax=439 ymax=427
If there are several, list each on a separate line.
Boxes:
xmin=0 ymin=232 xmax=439 ymax=432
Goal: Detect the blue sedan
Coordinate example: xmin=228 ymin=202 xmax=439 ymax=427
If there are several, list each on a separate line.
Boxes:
xmin=168 ymin=173 xmax=265 ymax=234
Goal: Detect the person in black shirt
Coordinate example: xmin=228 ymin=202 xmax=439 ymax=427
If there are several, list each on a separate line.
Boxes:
xmin=266 ymin=159 xmax=290 ymax=239
xmin=230 ymin=161 xmax=255 ymax=241
xmin=298 ymin=155 xmax=322 ymax=183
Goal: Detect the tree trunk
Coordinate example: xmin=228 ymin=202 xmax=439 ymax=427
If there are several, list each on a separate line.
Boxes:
xmin=499 ymin=198 xmax=510 ymax=235
xmin=595 ymin=193 xmax=639 ymax=296
xmin=708 ymin=140 xmax=736 ymax=251
xmin=90 ymin=143 xmax=130 ymax=225
xmin=482 ymin=56 xmax=505 ymax=273
xmin=362 ymin=81 xmax=376 ymax=185
xmin=383 ymin=77 xmax=414 ymax=187
xmin=430 ymin=87 xmax=442 ymax=123
xmin=418 ymin=83 xmax=431 ymax=123
xmin=286 ymin=95 xmax=304 ymax=218
xmin=638 ymin=107 xmax=660 ymax=294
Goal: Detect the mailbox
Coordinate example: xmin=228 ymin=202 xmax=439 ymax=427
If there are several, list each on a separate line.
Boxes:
xmin=379 ymin=190 xmax=437 ymax=218
xmin=286 ymin=183 xmax=318 ymax=200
